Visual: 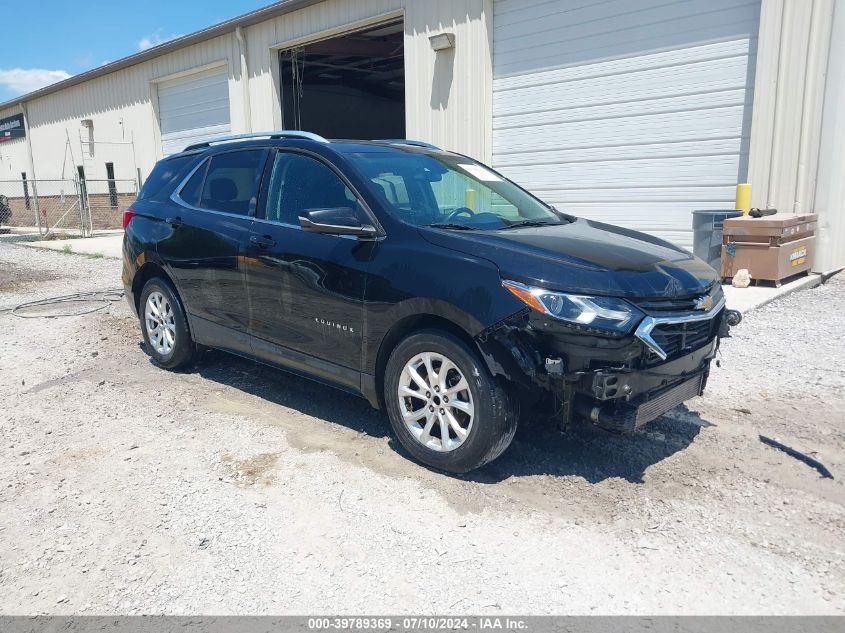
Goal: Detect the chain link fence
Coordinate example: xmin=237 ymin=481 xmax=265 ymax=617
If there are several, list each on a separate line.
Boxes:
xmin=0 ymin=177 xmax=137 ymax=237
xmin=82 ymin=178 xmax=138 ymax=231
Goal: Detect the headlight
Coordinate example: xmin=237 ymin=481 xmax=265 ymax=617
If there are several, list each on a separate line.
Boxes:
xmin=502 ymin=279 xmax=642 ymax=333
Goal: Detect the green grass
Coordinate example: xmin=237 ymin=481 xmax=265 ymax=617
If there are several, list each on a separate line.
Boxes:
xmin=56 ymin=245 xmax=104 ymax=259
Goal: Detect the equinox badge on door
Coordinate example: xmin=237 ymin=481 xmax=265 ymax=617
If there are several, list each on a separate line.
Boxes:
xmin=314 ymin=317 xmax=355 ymax=334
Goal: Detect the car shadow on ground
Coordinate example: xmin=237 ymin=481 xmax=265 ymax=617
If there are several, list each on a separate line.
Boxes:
xmin=190 ymin=349 xmax=710 ymax=485
xmin=469 ymin=406 xmax=709 ymax=484
xmin=192 ymin=349 xmax=391 ymax=440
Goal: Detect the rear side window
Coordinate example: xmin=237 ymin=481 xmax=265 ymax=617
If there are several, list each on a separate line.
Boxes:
xmin=138 ymin=155 xmax=197 ymax=202
xmin=180 ymin=160 xmax=207 ymax=207
xmin=198 ymin=150 xmax=264 ymax=215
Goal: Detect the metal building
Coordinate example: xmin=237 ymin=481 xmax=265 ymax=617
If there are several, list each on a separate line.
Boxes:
xmin=0 ymin=0 xmax=842 ymax=270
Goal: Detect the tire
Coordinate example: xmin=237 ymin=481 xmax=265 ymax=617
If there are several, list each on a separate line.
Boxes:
xmin=384 ymin=329 xmax=518 ymax=473
xmin=139 ymin=277 xmax=196 ymax=369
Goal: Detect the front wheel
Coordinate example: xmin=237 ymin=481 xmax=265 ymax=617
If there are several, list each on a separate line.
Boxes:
xmin=139 ymin=278 xmax=196 ymax=369
xmin=384 ymin=330 xmax=518 ymax=473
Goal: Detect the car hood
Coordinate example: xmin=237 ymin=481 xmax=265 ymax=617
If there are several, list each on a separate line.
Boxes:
xmin=418 ymin=218 xmax=719 ymax=299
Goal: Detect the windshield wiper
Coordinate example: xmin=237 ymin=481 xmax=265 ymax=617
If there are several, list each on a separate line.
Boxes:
xmin=499 ymin=220 xmax=559 ymax=230
xmin=427 ymin=222 xmax=478 ymax=231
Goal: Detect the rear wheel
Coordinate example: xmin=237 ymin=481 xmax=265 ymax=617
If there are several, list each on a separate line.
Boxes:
xmin=139 ymin=278 xmax=195 ymax=369
xmin=384 ymin=330 xmax=518 ymax=473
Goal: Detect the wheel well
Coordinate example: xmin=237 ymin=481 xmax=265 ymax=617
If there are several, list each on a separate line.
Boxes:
xmin=373 ymin=314 xmax=484 ymax=409
xmin=132 ymin=262 xmax=173 ymax=314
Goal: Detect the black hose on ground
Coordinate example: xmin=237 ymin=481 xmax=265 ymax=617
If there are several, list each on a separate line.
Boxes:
xmin=3 ymin=289 xmax=125 ymax=318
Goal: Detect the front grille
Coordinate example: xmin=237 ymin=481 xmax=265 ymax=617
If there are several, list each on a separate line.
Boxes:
xmin=648 ymin=317 xmax=716 ymax=361
xmin=633 ymin=284 xmax=724 ymax=314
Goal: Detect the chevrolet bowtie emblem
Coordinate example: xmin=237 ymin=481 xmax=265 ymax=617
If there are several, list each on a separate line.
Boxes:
xmin=694 ymin=295 xmax=714 ymax=311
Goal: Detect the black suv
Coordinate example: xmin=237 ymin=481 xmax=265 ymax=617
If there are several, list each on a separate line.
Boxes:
xmin=123 ymin=131 xmax=731 ymax=473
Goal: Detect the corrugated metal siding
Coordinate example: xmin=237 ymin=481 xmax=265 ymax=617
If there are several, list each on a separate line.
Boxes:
xmin=243 ymin=0 xmax=405 ymax=132
xmin=746 ymin=0 xmax=842 ymax=271
xmin=7 ymin=0 xmax=493 ymax=183
xmin=0 ymin=105 xmax=21 ymax=123
xmin=15 ymin=32 xmax=238 ymax=181
xmin=158 ymin=67 xmax=231 ymax=155
xmin=403 ymin=0 xmax=492 ymax=162
xmin=243 ymin=0 xmax=492 ymax=160
xmin=492 ymin=0 xmax=761 ymax=250
xmin=0 ymin=105 xmax=28 ymax=181
xmin=813 ymin=0 xmax=845 ymax=271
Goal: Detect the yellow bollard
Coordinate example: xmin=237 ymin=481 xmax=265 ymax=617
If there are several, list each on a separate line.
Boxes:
xmin=735 ymin=183 xmax=751 ymax=215
xmin=465 ymin=188 xmax=476 ymax=212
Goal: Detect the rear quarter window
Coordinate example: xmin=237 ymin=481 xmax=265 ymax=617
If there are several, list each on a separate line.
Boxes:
xmin=179 ymin=159 xmax=208 ymax=207
xmin=138 ymin=154 xmax=199 ymax=202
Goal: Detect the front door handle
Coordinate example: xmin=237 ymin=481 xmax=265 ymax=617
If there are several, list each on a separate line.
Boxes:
xmin=165 ymin=216 xmax=183 ymax=228
xmin=250 ymin=235 xmax=276 ymax=249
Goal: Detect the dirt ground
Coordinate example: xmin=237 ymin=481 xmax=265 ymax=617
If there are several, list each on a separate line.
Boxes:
xmin=1 ymin=242 xmax=843 ymax=615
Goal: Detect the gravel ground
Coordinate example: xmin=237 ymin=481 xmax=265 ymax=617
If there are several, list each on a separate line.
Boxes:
xmin=1 ymin=242 xmax=843 ymax=615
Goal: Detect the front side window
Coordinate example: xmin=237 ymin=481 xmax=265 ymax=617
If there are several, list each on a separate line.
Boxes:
xmin=348 ymin=151 xmax=565 ymax=230
xmin=263 ymin=152 xmax=358 ymax=225
xmin=193 ymin=149 xmax=264 ymax=215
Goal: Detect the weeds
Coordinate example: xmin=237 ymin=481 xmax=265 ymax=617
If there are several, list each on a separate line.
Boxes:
xmin=42 ymin=233 xmax=71 ymax=242
xmin=56 ymin=245 xmax=104 ymax=259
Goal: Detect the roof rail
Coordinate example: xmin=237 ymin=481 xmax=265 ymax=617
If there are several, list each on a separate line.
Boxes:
xmin=376 ymin=139 xmax=442 ymax=150
xmin=184 ymin=130 xmax=329 ymax=151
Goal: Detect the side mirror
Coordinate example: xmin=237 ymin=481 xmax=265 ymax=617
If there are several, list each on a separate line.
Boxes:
xmin=298 ymin=207 xmax=378 ymax=239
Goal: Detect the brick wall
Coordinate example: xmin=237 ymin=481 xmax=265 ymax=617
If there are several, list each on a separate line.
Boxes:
xmin=0 ymin=192 xmax=134 ymax=230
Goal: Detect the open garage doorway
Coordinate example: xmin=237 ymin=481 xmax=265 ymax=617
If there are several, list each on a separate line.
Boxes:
xmin=278 ymin=19 xmax=405 ymax=139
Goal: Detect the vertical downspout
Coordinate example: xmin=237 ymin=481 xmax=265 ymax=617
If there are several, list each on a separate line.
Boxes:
xmin=767 ymin=0 xmax=791 ymax=209
xmin=794 ymin=0 xmax=836 ymax=214
xmin=19 ymin=101 xmax=40 ymax=232
xmin=235 ymin=26 xmax=253 ymax=133
xmin=483 ymin=0 xmax=495 ymax=165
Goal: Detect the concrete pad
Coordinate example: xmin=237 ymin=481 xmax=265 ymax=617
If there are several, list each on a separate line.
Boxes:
xmin=3 ymin=226 xmax=41 ymax=236
xmin=6 ymin=226 xmax=122 ymax=236
xmin=20 ymin=233 xmax=124 ymax=259
xmin=722 ymin=273 xmax=823 ymax=314
xmin=4 ymin=226 xmax=121 ymax=235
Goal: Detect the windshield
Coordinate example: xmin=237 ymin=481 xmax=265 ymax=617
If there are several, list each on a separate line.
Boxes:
xmin=348 ymin=151 xmax=566 ymax=230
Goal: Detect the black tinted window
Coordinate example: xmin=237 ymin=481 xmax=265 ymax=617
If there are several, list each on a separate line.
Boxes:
xmin=138 ymin=155 xmax=196 ymax=202
xmin=199 ymin=150 xmax=263 ymax=215
xmin=179 ymin=160 xmax=207 ymax=207
xmin=264 ymin=152 xmax=356 ymax=225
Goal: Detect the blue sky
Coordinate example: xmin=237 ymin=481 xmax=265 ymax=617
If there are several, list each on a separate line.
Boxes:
xmin=0 ymin=0 xmax=268 ymax=102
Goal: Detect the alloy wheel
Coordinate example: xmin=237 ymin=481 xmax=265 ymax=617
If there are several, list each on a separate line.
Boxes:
xmin=144 ymin=291 xmax=176 ymax=356
xmin=397 ymin=351 xmax=474 ymax=452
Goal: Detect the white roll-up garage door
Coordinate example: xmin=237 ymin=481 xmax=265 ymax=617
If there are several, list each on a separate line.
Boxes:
xmin=492 ymin=0 xmax=761 ymax=249
xmin=158 ymin=67 xmax=231 ymax=156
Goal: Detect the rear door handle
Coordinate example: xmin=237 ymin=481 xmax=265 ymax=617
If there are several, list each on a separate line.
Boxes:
xmin=250 ymin=235 xmax=276 ymax=249
xmin=165 ymin=216 xmax=183 ymax=228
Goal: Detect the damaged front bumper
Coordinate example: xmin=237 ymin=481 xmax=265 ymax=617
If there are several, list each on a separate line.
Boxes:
xmin=477 ymin=303 xmax=731 ymax=433
xmin=572 ymin=343 xmax=715 ymax=432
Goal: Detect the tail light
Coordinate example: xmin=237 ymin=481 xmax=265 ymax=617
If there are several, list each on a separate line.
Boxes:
xmin=122 ymin=207 xmax=135 ymax=229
